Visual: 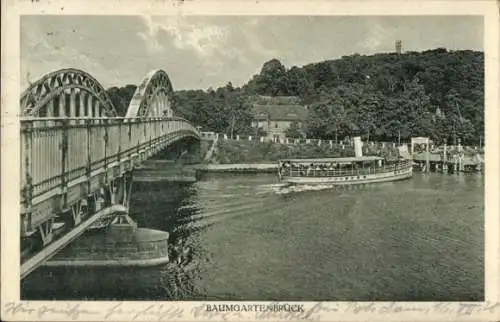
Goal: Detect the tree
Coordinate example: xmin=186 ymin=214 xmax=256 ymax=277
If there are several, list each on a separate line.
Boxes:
xmin=255 ymin=127 xmax=267 ymax=137
xmin=305 ymin=90 xmax=356 ymax=141
xmin=285 ymin=121 xmax=303 ymax=138
xmin=163 ymin=48 xmax=483 ymax=144
xmin=106 ymin=84 xmax=137 ymax=116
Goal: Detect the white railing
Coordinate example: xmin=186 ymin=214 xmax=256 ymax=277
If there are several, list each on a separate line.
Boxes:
xmin=199 ymin=132 xmax=483 ymax=154
xmin=199 ymin=132 xmax=403 ymax=149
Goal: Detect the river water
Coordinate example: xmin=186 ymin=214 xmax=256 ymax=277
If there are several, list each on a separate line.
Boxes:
xmin=22 ymin=172 xmax=484 ymax=301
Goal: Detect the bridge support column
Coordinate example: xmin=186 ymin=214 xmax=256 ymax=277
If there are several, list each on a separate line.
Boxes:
xmin=108 ymin=173 xmax=132 ymax=208
xmin=87 ymin=95 xmax=94 ymax=117
xmin=46 ymin=100 xmax=54 ymax=117
xmin=91 ymin=188 xmax=107 ymax=212
xmin=38 ymin=219 xmax=54 ymax=246
xmin=58 ymin=92 xmax=66 ymax=116
xmin=114 ymin=178 xmax=124 ymax=205
xmin=79 ymin=91 xmax=86 ymax=118
xmin=95 ymin=101 xmax=101 ymax=118
xmin=107 ymin=180 xmax=117 ymax=205
xmin=69 ymin=199 xmax=88 ymax=226
xmin=69 ymin=88 xmax=76 ymax=118
xmin=157 ymin=98 xmax=162 ymax=117
xmin=122 ymin=171 xmax=133 ymax=209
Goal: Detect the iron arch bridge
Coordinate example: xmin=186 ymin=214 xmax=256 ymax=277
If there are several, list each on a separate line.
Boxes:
xmin=20 ymin=68 xmax=199 ymax=279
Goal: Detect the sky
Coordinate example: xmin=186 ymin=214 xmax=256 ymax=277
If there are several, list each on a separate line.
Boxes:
xmin=21 ymin=15 xmax=483 ymax=91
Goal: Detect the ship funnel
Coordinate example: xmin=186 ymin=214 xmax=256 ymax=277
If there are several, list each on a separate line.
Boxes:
xmin=354 ymin=136 xmax=363 ymax=157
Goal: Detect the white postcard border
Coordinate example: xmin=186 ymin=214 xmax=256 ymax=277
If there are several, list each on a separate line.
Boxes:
xmin=2 ymin=1 xmax=499 ymax=321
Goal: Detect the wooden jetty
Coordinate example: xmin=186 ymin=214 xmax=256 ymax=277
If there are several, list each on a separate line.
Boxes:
xmin=412 ymin=147 xmax=483 ymax=173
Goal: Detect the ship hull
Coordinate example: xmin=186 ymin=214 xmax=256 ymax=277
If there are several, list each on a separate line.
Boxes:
xmin=282 ymin=167 xmax=413 ymax=185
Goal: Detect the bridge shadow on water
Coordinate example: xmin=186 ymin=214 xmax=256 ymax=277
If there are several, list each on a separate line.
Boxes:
xmin=21 ymin=181 xmax=208 ymax=301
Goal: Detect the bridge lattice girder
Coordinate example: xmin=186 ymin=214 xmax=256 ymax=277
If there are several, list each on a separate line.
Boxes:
xmin=21 ymin=68 xmax=118 ymax=117
xmin=19 ymin=67 xmax=199 ymax=279
xmin=125 ymin=70 xmax=174 ymax=118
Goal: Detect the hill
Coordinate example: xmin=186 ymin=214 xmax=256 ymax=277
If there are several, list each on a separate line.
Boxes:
xmin=109 ymin=48 xmax=484 ymax=145
xmin=243 ymin=49 xmax=483 ymax=144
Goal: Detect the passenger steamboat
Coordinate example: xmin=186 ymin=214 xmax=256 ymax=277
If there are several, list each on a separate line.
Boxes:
xmin=278 ymin=137 xmax=413 ymax=185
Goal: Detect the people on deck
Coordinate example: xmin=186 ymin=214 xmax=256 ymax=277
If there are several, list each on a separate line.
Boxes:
xmin=278 ymin=159 xmax=407 ymax=177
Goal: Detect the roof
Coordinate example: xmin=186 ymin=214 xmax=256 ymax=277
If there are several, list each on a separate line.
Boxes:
xmin=252 ymin=104 xmax=308 ymax=121
xmin=250 ymin=95 xmax=302 ymax=105
xmin=280 ymin=156 xmax=384 ymax=163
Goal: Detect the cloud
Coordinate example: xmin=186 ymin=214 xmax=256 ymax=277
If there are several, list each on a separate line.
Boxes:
xmin=359 ymin=20 xmax=395 ymax=52
xmin=136 ymin=15 xmax=254 ymax=88
xmin=137 ymin=16 xmax=167 ymax=54
xmin=21 ymin=27 xmax=118 ymax=90
xmin=21 ymin=15 xmax=483 ymax=92
xmin=241 ymin=28 xmax=281 ymax=60
xmin=138 ymin=16 xmax=232 ymax=58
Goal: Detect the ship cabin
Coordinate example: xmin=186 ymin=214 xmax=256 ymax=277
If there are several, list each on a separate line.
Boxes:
xmin=278 ymin=156 xmax=408 ymax=178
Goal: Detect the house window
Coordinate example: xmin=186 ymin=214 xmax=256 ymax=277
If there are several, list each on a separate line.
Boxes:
xmin=275 ymin=122 xmax=279 ymax=128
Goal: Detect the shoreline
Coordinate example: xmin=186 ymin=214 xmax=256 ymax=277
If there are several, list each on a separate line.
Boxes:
xmin=194 ymin=163 xmax=278 ymax=173
xmin=191 ymin=161 xmax=483 ymax=175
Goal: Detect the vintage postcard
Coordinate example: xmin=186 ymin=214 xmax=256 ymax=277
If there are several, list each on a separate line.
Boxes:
xmin=1 ymin=0 xmax=499 ymax=321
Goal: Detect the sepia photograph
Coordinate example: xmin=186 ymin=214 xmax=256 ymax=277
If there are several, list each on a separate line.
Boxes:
xmin=16 ymin=13 xmax=487 ymax=303
xmin=2 ymin=1 xmax=499 ymax=320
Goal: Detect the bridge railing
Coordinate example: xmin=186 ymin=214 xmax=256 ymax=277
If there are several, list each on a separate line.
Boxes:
xmin=21 ymin=117 xmax=199 ymax=218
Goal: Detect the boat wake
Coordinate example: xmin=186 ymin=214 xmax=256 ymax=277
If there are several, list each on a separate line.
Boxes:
xmin=272 ymin=183 xmax=338 ymax=195
xmin=270 ymin=182 xmax=384 ymax=195
xmin=174 ymin=195 xmax=284 ymax=232
xmin=258 ymin=183 xmax=289 ymax=188
xmin=255 ymin=183 xmax=289 ymax=194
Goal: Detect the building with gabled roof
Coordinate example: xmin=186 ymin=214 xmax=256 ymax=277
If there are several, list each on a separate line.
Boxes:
xmin=249 ymin=95 xmax=308 ymax=140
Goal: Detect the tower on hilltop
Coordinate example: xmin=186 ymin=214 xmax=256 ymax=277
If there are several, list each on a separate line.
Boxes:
xmin=395 ymin=40 xmax=402 ymax=54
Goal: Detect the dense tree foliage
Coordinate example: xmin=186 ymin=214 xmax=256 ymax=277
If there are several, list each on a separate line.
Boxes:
xmin=109 ymin=48 xmax=484 ymax=145
xmin=243 ymin=49 xmax=483 ymax=145
xmin=170 ymin=82 xmax=255 ymax=136
xmin=106 ymin=85 xmax=137 ymax=116
xmin=284 ymin=121 xmax=304 ymax=139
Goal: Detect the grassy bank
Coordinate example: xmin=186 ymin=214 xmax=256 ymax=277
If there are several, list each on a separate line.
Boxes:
xmin=200 ymin=140 xmax=213 ymax=160
xmin=210 ymin=140 xmax=400 ymax=164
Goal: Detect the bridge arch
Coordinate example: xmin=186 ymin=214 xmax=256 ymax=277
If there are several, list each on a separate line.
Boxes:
xmin=125 ymin=70 xmax=174 ymax=118
xmin=21 ymin=68 xmax=118 ymax=117
xmin=19 ymin=67 xmax=201 ymax=278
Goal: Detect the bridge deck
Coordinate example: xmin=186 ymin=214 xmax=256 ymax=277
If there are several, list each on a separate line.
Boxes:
xmin=20 ymin=117 xmax=199 ymax=236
